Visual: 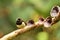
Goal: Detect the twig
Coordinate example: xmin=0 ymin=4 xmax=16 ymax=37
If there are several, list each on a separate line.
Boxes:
xmin=0 ymin=21 xmax=41 ymax=40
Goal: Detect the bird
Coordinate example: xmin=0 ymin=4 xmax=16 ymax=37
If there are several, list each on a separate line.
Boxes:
xmin=44 ymin=16 xmax=52 ymax=27
xmin=27 ymin=19 xmax=35 ymax=26
xmin=38 ymin=17 xmax=44 ymax=25
xmin=16 ymin=18 xmax=26 ymax=29
xmin=50 ymin=6 xmax=60 ymax=18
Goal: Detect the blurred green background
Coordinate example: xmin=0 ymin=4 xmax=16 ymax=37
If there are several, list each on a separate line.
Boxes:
xmin=0 ymin=0 xmax=60 ymax=40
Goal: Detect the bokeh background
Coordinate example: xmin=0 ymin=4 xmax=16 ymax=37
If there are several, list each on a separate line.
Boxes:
xmin=0 ymin=0 xmax=60 ymax=40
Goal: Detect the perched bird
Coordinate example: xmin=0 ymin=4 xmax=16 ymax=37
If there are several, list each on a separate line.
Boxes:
xmin=44 ymin=16 xmax=52 ymax=27
xmin=16 ymin=18 xmax=26 ymax=29
xmin=50 ymin=6 xmax=60 ymax=18
xmin=27 ymin=19 xmax=35 ymax=26
xmin=38 ymin=17 xmax=44 ymax=25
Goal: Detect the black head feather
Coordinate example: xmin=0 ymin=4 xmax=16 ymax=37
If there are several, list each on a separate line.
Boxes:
xmin=16 ymin=18 xmax=23 ymax=25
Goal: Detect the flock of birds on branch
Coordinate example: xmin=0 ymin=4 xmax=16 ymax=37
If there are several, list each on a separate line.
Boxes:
xmin=16 ymin=6 xmax=60 ymax=28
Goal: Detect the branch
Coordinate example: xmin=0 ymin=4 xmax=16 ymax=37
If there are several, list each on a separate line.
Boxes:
xmin=0 ymin=21 xmax=41 ymax=40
